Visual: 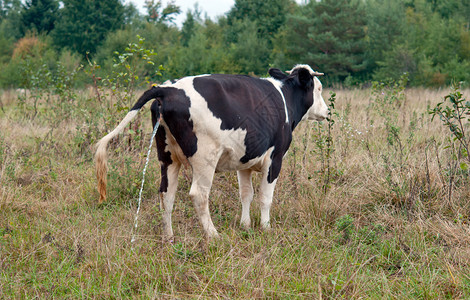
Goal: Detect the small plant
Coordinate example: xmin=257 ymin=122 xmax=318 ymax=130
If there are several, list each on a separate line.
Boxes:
xmin=429 ymin=84 xmax=469 ymax=169
xmin=17 ymin=58 xmax=53 ymax=120
xmin=87 ymin=35 xmax=163 ymax=152
xmin=335 ymin=214 xmax=354 ymax=243
xmin=429 ymin=84 xmax=469 ymax=202
xmin=314 ymin=91 xmax=338 ymax=194
xmin=109 ymin=35 xmax=162 ymax=112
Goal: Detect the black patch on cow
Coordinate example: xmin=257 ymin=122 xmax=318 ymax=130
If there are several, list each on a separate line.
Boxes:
xmin=157 ymin=87 xmax=198 ymax=159
xmin=131 ymin=86 xmax=162 ymax=111
xmin=281 ymin=69 xmax=315 ymax=131
xmin=193 ymin=75 xmax=290 ymax=166
xmin=159 ymin=163 xmax=169 ymax=193
xmin=151 ymin=100 xmax=171 ymax=193
xmin=268 ymin=68 xmax=288 ymax=80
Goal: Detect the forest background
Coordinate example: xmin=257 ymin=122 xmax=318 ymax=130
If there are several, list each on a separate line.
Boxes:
xmin=0 ymin=0 xmax=469 ymax=88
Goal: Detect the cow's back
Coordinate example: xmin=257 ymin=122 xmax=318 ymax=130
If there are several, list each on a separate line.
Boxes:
xmin=160 ymin=74 xmax=290 ymax=172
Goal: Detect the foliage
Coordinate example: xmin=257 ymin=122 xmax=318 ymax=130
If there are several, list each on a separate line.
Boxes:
xmin=430 ymin=84 xmax=470 ymax=170
xmin=306 ymin=0 xmax=368 ymax=82
xmin=314 ymin=91 xmax=338 ymax=194
xmin=144 ymin=0 xmax=180 ymax=25
xmin=52 ymin=0 xmax=124 ymax=56
xmin=19 ymin=0 xmax=58 ymax=36
xmin=1 ymin=0 xmax=470 ymax=87
xmin=226 ymin=0 xmax=294 ymax=42
xmin=106 ymin=35 xmax=161 ymax=111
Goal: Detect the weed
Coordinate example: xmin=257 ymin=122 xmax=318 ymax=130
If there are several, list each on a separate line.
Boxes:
xmin=335 ymin=214 xmax=354 ymax=243
xmin=430 ymin=84 xmax=469 ymax=202
xmin=313 ymin=91 xmax=338 ymax=194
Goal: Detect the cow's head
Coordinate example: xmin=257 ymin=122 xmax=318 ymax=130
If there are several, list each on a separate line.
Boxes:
xmin=269 ymin=64 xmax=329 ymax=122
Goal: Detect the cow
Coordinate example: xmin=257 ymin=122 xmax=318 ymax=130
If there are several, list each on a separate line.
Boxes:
xmin=95 ymin=64 xmax=328 ymax=239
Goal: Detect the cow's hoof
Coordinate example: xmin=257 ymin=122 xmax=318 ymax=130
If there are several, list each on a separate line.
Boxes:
xmin=240 ymin=219 xmax=251 ymax=229
xmin=162 ymin=235 xmax=175 ymax=244
xmin=261 ymin=222 xmax=271 ymax=231
xmin=206 ymin=230 xmax=220 ymax=240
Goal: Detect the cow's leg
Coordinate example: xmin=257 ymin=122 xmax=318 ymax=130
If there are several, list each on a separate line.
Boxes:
xmin=152 ymin=100 xmax=181 ymax=240
xmin=237 ymin=169 xmax=253 ymax=229
xmin=259 ymin=152 xmax=282 ymax=229
xmin=189 ymin=162 xmax=219 ymax=238
xmin=159 ymin=161 xmax=181 ymax=239
xmin=259 ymin=175 xmax=278 ymax=229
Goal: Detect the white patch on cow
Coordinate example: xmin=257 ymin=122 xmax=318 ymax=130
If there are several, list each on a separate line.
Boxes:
xmin=290 ymin=64 xmax=323 ymax=76
xmin=160 ymin=162 xmax=181 ymax=239
xmin=237 ymin=169 xmax=254 ymax=228
xmin=97 ymin=110 xmax=138 ymax=147
xmin=305 ymin=77 xmax=329 ymax=121
xmin=263 ymin=78 xmax=289 ymax=124
xmin=260 ymin=177 xmax=277 ymax=229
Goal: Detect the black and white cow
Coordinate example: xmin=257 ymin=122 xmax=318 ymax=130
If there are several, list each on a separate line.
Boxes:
xmin=95 ymin=64 xmax=328 ymax=239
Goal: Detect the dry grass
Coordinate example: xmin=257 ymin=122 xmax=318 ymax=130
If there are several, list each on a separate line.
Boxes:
xmin=1 ymin=87 xmax=470 ymax=298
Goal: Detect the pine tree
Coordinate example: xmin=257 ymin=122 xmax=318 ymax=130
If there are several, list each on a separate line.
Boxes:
xmin=20 ymin=0 xmax=58 ymax=35
xmin=52 ymin=0 xmax=124 ymax=56
xmin=306 ymin=0 xmax=368 ymax=81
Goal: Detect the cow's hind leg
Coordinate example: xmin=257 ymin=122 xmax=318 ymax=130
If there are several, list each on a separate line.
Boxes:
xmin=189 ymin=161 xmax=219 ymax=239
xmin=152 ymin=100 xmax=181 ymax=240
xmin=237 ymin=169 xmax=253 ymax=229
xmin=159 ymin=161 xmax=181 ymax=240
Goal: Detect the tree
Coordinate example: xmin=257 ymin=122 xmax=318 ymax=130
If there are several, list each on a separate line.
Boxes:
xmin=275 ymin=0 xmax=367 ymax=82
xmin=20 ymin=0 xmax=58 ymax=36
xmin=52 ymin=0 xmax=124 ymax=56
xmin=226 ymin=0 xmax=294 ymax=44
xmin=145 ymin=0 xmax=180 ymax=25
xmin=306 ymin=0 xmax=368 ymax=82
xmin=181 ymin=6 xmax=203 ymax=47
xmin=0 ymin=0 xmax=22 ymax=40
xmin=365 ymin=0 xmax=406 ymax=72
xmin=1 ymin=0 xmax=20 ymax=20
xmin=229 ymin=20 xmax=270 ymax=74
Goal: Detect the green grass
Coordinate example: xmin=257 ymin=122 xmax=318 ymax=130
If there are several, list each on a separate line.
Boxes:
xmin=1 ymin=87 xmax=470 ymax=298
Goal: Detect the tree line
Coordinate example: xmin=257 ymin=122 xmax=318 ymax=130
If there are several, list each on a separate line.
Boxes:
xmin=0 ymin=0 xmax=469 ymax=88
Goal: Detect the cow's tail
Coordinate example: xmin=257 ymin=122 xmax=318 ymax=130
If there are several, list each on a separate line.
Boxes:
xmin=95 ymin=86 xmax=162 ymax=203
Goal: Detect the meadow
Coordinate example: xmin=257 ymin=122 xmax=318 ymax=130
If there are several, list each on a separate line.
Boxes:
xmin=1 ymin=81 xmax=469 ymax=298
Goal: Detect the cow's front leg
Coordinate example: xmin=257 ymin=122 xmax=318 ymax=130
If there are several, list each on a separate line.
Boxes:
xmin=259 ymin=153 xmax=282 ymax=229
xmin=189 ymin=164 xmax=219 ymax=238
xmin=237 ymin=169 xmax=254 ymax=229
xmin=159 ymin=161 xmax=181 ymax=240
xmin=259 ymin=176 xmax=278 ymax=229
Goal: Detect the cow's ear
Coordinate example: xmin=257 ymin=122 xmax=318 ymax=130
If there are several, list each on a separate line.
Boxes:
xmin=297 ymin=67 xmax=313 ymax=88
xmin=268 ymin=68 xmax=288 ymax=80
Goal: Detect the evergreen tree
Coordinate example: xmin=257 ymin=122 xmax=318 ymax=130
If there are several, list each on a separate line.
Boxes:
xmin=365 ymin=0 xmax=405 ymax=72
xmin=145 ymin=0 xmax=180 ymax=25
xmin=0 ymin=0 xmax=21 ymax=40
xmin=19 ymin=0 xmax=58 ymax=36
xmin=52 ymin=0 xmax=124 ymax=56
xmin=226 ymin=0 xmax=295 ymax=47
xmin=1 ymin=0 xmax=21 ymax=20
xmin=181 ymin=10 xmax=199 ymax=47
xmin=230 ymin=20 xmax=270 ymax=74
xmin=306 ymin=0 xmax=368 ymax=82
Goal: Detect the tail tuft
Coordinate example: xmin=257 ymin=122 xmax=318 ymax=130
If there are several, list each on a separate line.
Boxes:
xmin=95 ymin=139 xmax=108 ymax=203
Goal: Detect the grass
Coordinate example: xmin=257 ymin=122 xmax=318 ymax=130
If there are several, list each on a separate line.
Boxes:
xmin=1 ymin=86 xmax=470 ymax=298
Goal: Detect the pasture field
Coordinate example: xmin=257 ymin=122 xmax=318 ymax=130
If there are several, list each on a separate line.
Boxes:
xmin=1 ymin=85 xmax=470 ymax=299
